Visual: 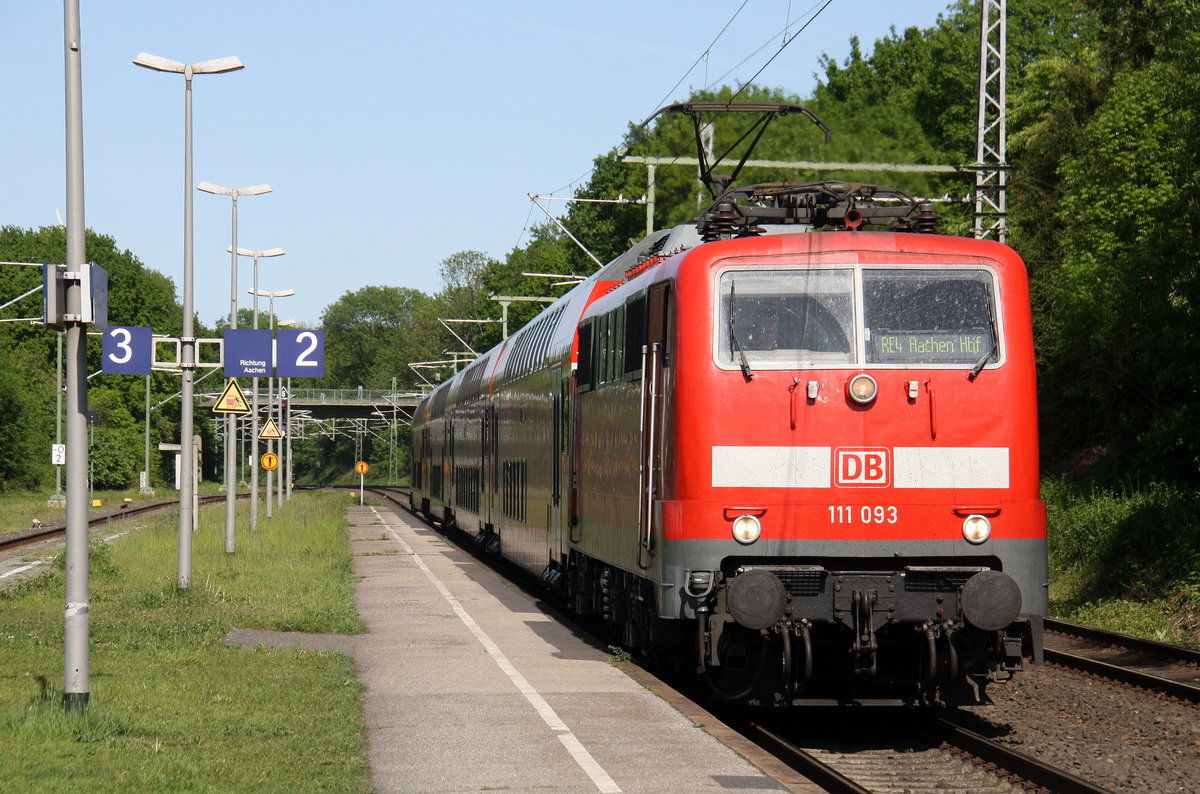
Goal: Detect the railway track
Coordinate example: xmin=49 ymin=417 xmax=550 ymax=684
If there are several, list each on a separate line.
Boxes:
xmin=1043 ymin=617 xmax=1200 ymax=704
xmin=0 ymin=493 xmax=241 ymax=552
xmin=727 ymin=707 xmax=1118 ymax=794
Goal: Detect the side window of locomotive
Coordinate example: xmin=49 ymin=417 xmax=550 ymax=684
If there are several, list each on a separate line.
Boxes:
xmin=717 ymin=269 xmax=854 ymax=367
xmin=863 ymin=270 xmax=998 ymax=366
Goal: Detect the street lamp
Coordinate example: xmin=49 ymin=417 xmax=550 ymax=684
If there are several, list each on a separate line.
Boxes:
xmin=197 ymin=182 xmax=271 ymax=555
xmin=133 ymin=51 xmax=243 ymax=590
xmin=249 ymin=288 xmax=294 ymax=518
xmin=233 ymin=247 xmax=285 ymax=531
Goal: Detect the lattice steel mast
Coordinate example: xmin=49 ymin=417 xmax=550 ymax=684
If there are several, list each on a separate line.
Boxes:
xmin=974 ymin=0 xmax=1007 ymax=241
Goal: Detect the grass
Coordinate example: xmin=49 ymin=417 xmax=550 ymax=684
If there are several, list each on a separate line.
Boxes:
xmin=0 ymin=482 xmax=229 ymax=532
xmin=1044 ymin=477 xmax=1200 ymax=648
xmin=0 ymin=490 xmax=370 ymax=793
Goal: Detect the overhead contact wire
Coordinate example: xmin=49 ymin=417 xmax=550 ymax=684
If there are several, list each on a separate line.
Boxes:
xmin=729 ymin=0 xmax=834 ymax=102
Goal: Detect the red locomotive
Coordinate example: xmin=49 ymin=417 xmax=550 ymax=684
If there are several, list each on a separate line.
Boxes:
xmin=411 ymin=172 xmax=1046 ymax=705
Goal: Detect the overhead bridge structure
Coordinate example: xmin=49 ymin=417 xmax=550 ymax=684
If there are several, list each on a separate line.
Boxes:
xmin=201 ymin=386 xmax=429 ymax=482
xmin=202 ymin=387 xmax=427 ymax=422
xmin=274 ymin=387 xmax=426 ymax=421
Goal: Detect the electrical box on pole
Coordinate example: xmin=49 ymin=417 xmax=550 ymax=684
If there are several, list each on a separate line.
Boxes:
xmin=43 ymin=264 xmax=66 ymax=329
xmin=43 ymin=262 xmax=108 ymax=329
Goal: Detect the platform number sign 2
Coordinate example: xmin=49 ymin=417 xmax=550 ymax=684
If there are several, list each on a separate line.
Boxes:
xmin=275 ymin=329 xmax=325 ymax=377
xmin=102 ymin=326 xmax=153 ymax=374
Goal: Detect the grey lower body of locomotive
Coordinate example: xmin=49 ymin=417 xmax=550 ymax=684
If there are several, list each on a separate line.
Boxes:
xmin=646 ymin=535 xmax=1047 ymax=704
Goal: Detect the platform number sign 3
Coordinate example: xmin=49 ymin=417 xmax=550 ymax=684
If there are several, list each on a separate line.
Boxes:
xmin=102 ymin=326 xmax=153 ymax=374
xmin=276 ymin=329 xmax=325 ymax=377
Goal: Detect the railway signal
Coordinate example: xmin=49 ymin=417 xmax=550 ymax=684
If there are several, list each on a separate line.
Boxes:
xmin=355 ymin=461 xmax=368 ymax=506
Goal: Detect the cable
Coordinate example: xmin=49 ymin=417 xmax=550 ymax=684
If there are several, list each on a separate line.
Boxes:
xmin=542 ymin=0 xmax=755 ymax=198
xmin=646 ymin=0 xmax=752 ymax=120
xmin=730 ymin=0 xmax=834 ymax=102
xmin=512 ymin=201 xmax=537 ymax=252
xmin=705 ymin=1 xmax=824 ymax=91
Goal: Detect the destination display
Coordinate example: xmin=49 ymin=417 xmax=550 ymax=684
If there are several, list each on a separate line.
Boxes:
xmin=870 ymin=329 xmax=991 ymax=363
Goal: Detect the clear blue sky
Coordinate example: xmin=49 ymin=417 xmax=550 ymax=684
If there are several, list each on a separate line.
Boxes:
xmin=3 ymin=1 xmax=949 ymax=328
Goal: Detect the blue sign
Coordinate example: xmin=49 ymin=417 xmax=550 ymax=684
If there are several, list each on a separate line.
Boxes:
xmin=102 ymin=326 xmax=152 ymax=374
xmin=224 ymin=329 xmax=274 ymax=377
xmin=87 ymin=263 xmax=109 ymax=330
xmin=276 ymin=329 xmax=325 ymax=377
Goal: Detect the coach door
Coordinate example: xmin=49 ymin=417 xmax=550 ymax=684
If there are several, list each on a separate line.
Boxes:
xmin=550 ymin=364 xmax=566 ymax=559
xmin=483 ymin=404 xmax=497 ymax=532
xmin=638 ymin=282 xmax=670 ymax=568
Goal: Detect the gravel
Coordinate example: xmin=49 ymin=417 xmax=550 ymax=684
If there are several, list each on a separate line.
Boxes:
xmin=962 ymin=663 xmax=1199 ymax=792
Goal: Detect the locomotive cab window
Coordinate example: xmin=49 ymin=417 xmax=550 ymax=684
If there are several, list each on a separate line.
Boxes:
xmin=863 ymin=269 xmax=998 ymax=366
xmin=715 ymin=265 xmax=1001 ymax=370
xmin=717 ymin=269 xmax=855 ymax=368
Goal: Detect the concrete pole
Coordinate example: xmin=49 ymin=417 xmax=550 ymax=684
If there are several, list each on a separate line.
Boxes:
xmin=285 ymin=376 xmax=292 ymax=501
xmin=250 ymin=258 xmax=260 ymax=531
xmin=224 ymin=193 xmax=239 ymax=553
xmin=62 ymin=0 xmax=90 ymax=711
xmin=52 ymin=332 xmax=65 ymax=503
xmin=265 ymin=303 xmax=274 ymax=518
xmin=143 ymin=373 xmax=151 ymax=492
xmin=177 ymin=63 xmax=197 ymax=586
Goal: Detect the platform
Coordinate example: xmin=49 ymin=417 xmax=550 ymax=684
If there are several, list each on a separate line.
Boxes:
xmin=349 ymin=501 xmax=817 ymax=793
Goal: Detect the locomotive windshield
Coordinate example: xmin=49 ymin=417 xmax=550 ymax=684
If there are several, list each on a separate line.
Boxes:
xmin=716 ymin=267 xmax=999 ymax=369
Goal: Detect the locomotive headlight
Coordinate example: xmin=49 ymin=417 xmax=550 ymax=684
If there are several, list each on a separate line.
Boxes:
xmin=731 ymin=514 xmax=762 ymax=545
xmin=962 ymin=514 xmax=992 ymax=544
xmin=847 ymin=373 xmax=878 ymax=404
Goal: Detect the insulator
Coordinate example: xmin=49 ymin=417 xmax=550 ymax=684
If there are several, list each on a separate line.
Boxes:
xmin=912 ymin=202 xmax=942 ymax=234
xmin=699 ymin=201 xmax=741 ymax=242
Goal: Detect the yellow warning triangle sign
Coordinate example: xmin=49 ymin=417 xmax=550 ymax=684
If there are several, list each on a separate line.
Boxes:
xmin=258 ymin=417 xmax=284 ymax=440
xmin=213 ymin=379 xmax=252 ymax=415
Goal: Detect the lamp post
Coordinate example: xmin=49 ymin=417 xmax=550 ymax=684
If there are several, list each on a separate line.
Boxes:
xmin=233 ymin=247 xmax=285 ymax=531
xmin=249 ymin=288 xmax=294 ymax=518
xmin=198 ymin=182 xmax=271 ymax=555
xmin=133 ymin=51 xmax=243 ymax=590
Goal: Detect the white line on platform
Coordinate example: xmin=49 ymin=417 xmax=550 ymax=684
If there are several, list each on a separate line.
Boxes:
xmin=372 ymin=506 xmax=622 ymax=794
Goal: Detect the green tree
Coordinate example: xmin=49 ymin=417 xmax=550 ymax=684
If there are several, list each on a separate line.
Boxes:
xmin=0 ymin=226 xmax=185 ymax=492
xmin=320 ymin=285 xmax=443 ymax=388
xmin=433 ymin=250 xmax=501 ymax=353
xmin=1010 ymin=0 xmax=1200 ymax=482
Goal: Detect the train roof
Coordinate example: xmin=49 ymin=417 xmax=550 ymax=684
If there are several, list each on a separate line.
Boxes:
xmin=418 ymin=180 xmax=960 ymax=419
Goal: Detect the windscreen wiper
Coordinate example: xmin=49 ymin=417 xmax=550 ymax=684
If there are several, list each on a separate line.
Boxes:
xmin=968 ymin=292 xmax=1000 ymax=380
xmin=729 ymin=282 xmax=754 ymax=380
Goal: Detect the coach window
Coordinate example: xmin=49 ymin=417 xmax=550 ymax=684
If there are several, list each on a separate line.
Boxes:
xmin=577 ymin=322 xmax=594 ymax=392
xmin=596 ymin=313 xmax=608 ymax=384
xmin=602 ymin=311 xmax=616 ymax=384
xmin=613 ymin=306 xmax=626 ymax=379
xmin=624 ymin=294 xmax=647 ymax=377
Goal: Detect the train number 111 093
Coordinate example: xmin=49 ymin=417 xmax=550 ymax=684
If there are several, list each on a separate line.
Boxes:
xmin=828 ymin=505 xmax=899 ymax=524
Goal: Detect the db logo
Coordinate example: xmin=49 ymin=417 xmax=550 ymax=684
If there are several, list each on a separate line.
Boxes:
xmin=834 ymin=448 xmax=890 ymax=487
